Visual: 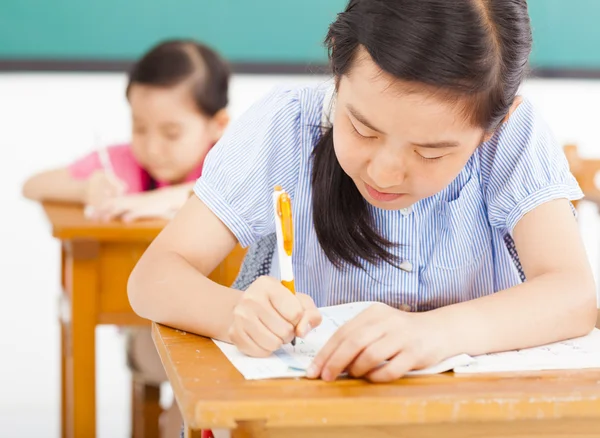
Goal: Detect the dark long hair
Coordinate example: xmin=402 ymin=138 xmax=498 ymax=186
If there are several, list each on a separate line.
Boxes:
xmin=312 ymin=0 xmax=532 ymax=269
xmin=126 ymin=39 xmax=230 ymax=117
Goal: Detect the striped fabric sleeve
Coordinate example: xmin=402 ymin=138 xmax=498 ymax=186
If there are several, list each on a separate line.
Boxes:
xmin=194 ymin=87 xmax=303 ymax=248
xmin=480 ymin=101 xmax=583 ymax=233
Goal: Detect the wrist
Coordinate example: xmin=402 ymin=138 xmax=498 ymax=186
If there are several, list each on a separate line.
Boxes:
xmin=214 ymin=286 xmax=244 ymax=343
xmin=420 ymin=306 xmax=465 ymax=360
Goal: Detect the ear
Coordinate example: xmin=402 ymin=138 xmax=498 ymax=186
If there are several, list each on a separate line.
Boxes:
xmin=209 ymin=109 xmax=230 ymax=140
xmin=482 ymin=96 xmax=524 ymax=143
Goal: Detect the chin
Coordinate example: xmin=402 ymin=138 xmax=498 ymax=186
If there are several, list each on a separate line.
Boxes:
xmin=147 ymin=168 xmax=174 ymax=182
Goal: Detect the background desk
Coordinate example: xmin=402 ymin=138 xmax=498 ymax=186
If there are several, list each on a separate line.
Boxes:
xmin=45 ymin=202 xmax=164 ymax=438
xmin=43 ymin=202 xmax=245 ymax=438
xmin=153 ymin=316 xmax=600 ymax=438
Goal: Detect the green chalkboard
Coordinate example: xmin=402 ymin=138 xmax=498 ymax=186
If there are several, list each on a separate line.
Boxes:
xmin=528 ymin=0 xmax=600 ymax=69
xmin=0 ymin=0 xmax=345 ymax=63
xmin=1 ymin=0 xmax=599 ymax=72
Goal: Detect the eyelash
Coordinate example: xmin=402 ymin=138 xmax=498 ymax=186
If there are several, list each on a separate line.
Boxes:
xmin=349 ymin=119 xmax=444 ymax=162
xmin=350 ymin=123 xmax=376 ymax=140
xmin=416 ymin=153 xmax=444 ymax=163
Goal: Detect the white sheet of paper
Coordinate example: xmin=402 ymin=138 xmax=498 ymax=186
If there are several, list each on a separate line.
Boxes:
xmin=213 ymin=302 xmax=474 ymax=380
xmin=454 ymin=328 xmax=600 ymax=374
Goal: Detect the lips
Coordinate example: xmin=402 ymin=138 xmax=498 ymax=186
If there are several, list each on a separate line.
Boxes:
xmin=364 ymin=183 xmax=405 ymax=202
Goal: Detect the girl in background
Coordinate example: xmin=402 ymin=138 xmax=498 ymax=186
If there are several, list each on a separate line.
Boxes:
xmin=23 ymin=39 xmax=229 ymax=222
xmin=24 ymin=39 xmax=231 ymax=438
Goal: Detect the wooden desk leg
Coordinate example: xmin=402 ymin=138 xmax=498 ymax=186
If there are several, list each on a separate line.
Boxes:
xmin=184 ymin=424 xmax=202 ymax=438
xmin=132 ymin=379 xmax=161 ymax=438
xmin=232 ymin=421 xmax=267 ymax=438
xmin=60 ymin=319 xmax=68 ymax=438
xmin=66 ymin=240 xmax=99 ymax=438
xmin=60 ymin=245 xmax=67 ymax=438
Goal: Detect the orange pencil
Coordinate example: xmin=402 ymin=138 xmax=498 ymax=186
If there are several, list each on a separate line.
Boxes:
xmin=273 ymin=185 xmax=296 ymax=347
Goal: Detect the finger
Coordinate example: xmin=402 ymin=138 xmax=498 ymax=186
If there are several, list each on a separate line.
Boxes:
xmin=122 ymin=209 xmax=151 ymax=223
xmin=97 ymin=199 xmax=129 ymax=221
xmin=318 ymin=326 xmax=386 ymax=382
xmin=295 ymin=294 xmax=322 ymax=337
xmin=229 ymin=322 xmax=272 ymax=358
xmin=101 ymin=206 xmax=127 ymax=222
xmin=243 ymin=313 xmax=285 ymax=353
xmin=347 ymin=335 xmax=403 ymax=378
xmin=266 ymin=281 xmax=305 ymax=326
xmin=251 ymin=303 xmax=295 ymax=344
xmin=366 ymin=351 xmax=416 ymax=383
xmin=308 ymin=306 xmax=381 ymax=378
xmin=84 ymin=205 xmax=95 ymax=219
xmin=123 ymin=207 xmax=177 ymax=222
xmin=112 ymin=177 xmax=128 ymax=195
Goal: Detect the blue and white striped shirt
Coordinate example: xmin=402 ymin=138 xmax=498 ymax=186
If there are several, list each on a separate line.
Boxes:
xmin=195 ymin=84 xmax=583 ymax=310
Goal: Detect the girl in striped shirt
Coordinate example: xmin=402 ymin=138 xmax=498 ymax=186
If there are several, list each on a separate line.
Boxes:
xmin=129 ymin=0 xmax=597 ymax=384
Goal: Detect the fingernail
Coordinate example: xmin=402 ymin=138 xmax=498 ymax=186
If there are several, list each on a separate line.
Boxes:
xmin=306 ymin=363 xmax=318 ymax=379
xmin=298 ymin=323 xmax=312 ymax=338
xmin=322 ymin=369 xmax=333 ymax=382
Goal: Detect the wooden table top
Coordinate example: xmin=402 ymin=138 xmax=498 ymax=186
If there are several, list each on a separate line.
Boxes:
xmin=153 ymin=323 xmax=600 ymax=431
xmin=42 ymin=202 xmax=166 ymax=241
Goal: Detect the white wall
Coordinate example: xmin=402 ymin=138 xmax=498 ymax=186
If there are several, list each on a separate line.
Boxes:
xmin=1 ymin=73 xmax=599 ymax=438
xmin=0 ymin=72 xmax=326 ymax=438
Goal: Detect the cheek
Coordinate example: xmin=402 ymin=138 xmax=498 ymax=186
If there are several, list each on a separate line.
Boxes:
xmin=412 ymin=153 xmax=474 ymax=196
xmin=177 ymin=129 xmax=212 ymax=163
xmin=130 ymin=139 xmax=147 ymax=163
xmin=332 ymin=128 xmax=366 ymax=177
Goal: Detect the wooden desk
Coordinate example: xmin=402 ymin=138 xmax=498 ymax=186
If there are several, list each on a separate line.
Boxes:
xmin=153 ymin=318 xmax=600 ymax=438
xmin=44 ymin=203 xmax=244 ymax=438
xmin=44 ymin=203 xmax=164 ymax=438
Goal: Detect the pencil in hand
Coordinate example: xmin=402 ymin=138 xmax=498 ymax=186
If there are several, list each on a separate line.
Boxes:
xmin=273 ymin=185 xmax=297 ymax=349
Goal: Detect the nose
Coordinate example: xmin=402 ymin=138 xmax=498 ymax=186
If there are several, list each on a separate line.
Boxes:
xmin=145 ymin=137 xmax=163 ymax=160
xmin=366 ymin=147 xmax=406 ymax=190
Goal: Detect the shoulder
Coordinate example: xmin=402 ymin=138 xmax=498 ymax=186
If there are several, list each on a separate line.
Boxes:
xmin=478 ymin=98 xmax=553 ymax=171
xmin=475 ymin=98 xmax=581 ymax=230
xmin=208 ymin=82 xmax=329 ymax=163
xmin=106 ymin=143 xmax=138 ymax=164
xmin=256 ymin=82 xmax=329 ymax=127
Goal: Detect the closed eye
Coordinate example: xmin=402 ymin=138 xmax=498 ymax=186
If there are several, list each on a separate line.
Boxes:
xmin=350 ymin=120 xmax=377 ymax=140
xmin=415 ymin=152 xmax=445 ymax=162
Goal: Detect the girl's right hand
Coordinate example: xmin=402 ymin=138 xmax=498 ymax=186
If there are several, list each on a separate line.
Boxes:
xmin=84 ymin=171 xmax=126 ymax=217
xmin=229 ymin=276 xmax=322 ymax=357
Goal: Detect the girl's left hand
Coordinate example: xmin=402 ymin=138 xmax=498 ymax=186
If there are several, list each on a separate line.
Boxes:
xmin=306 ymin=303 xmax=448 ymax=382
xmin=90 ymin=191 xmax=177 ymax=222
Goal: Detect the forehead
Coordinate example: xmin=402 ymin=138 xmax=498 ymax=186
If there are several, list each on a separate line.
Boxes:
xmin=338 ymin=53 xmax=484 ymax=143
xmin=128 ymin=83 xmax=199 ymax=118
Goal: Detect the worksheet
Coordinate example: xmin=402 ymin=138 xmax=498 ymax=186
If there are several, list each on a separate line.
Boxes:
xmin=213 ymin=302 xmax=474 ymax=380
xmin=454 ymin=328 xmax=600 ymax=373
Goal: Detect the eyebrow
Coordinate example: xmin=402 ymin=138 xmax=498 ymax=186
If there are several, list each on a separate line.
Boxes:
xmin=346 ymin=104 xmax=386 ymax=135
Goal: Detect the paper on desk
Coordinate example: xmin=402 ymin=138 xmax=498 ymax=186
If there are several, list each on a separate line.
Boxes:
xmin=454 ymin=328 xmax=600 ymax=374
xmin=213 ymin=302 xmax=474 ymax=380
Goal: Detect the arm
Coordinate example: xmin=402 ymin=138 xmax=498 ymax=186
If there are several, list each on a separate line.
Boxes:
xmin=431 ymin=198 xmax=597 ymax=358
xmin=89 ymin=181 xmax=195 ymax=221
xmin=127 ymin=181 xmax=195 ymax=212
xmin=128 ymin=86 xmax=305 ymax=336
xmin=128 ymin=195 xmax=243 ymax=340
xmin=22 ymin=168 xmax=87 ymax=203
